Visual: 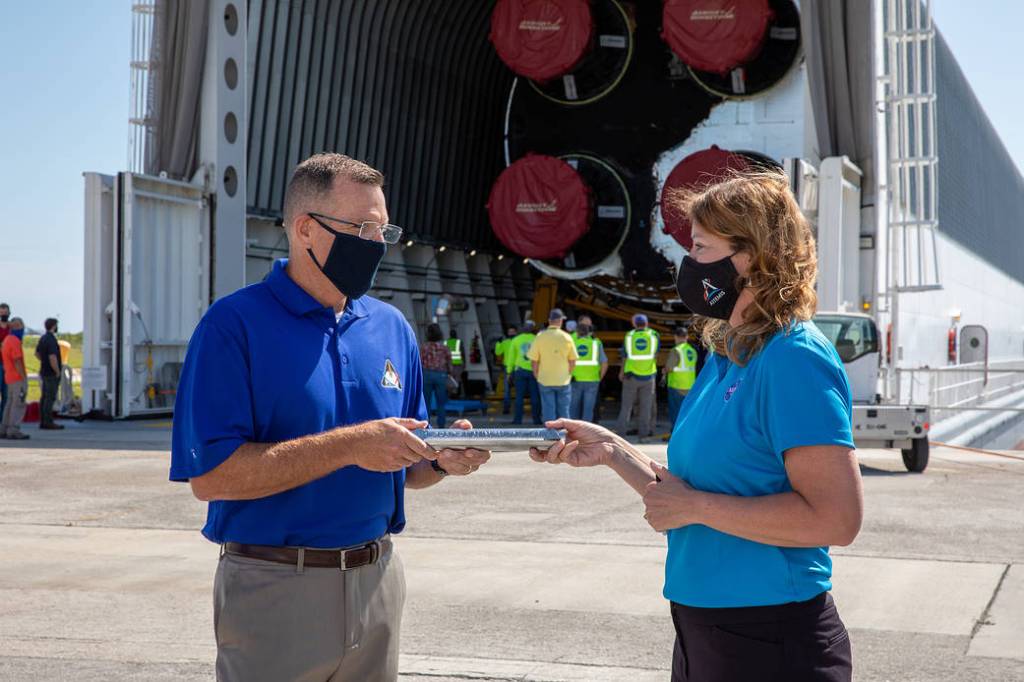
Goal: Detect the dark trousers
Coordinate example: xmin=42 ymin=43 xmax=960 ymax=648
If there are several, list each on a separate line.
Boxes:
xmin=502 ymin=371 xmax=513 ymax=414
xmin=668 ymin=388 xmax=688 ymax=426
xmin=422 ymin=370 xmax=448 ymax=429
xmin=670 ymin=592 xmax=852 ymax=682
xmin=512 ymin=368 xmax=541 ymax=425
xmin=40 ymin=375 xmax=60 ymax=425
xmin=0 ymin=364 xmax=6 ymax=423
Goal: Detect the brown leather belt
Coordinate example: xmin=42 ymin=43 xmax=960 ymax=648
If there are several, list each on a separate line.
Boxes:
xmin=223 ymin=536 xmax=391 ymax=570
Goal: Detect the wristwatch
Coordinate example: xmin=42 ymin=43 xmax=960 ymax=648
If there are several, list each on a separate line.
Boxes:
xmin=430 ymin=459 xmax=449 ymax=477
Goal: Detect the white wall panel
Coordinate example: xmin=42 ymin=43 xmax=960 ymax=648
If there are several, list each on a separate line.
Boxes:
xmin=896 ymin=232 xmax=1024 ymax=367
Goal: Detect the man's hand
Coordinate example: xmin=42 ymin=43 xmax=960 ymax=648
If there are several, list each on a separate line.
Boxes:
xmin=349 ymin=418 xmax=434 ymax=472
xmin=434 ymin=419 xmax=491 ymax=475
xmin=642 ymin=461 xmax=700 ymax=532
xmin=529 ymin=418 xmax=618 ymax=468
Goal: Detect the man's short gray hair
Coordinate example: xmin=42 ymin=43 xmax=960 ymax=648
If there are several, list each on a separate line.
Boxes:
xmin=282 ymin=153 xmax=384 ymax=228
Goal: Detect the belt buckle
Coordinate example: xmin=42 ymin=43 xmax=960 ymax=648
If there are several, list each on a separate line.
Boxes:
xmin=339 ymin=548 xmax=350 ymax=571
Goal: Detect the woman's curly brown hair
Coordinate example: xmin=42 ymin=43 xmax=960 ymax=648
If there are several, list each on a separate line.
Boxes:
xmin=669 ymin=169 xmax=818 ymax=365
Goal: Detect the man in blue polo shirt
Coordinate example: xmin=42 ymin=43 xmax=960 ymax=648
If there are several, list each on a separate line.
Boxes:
xmin=171 ymin=153 xmax=490 ymax=682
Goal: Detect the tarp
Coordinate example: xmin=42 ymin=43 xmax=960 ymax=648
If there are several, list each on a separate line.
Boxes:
xmin=490 ymin=0 xmax=593 ymax=81
xmin=487 ymin=154 xmax=591 ymax=258
xmin=147 ymin=0 xmax=209 ymax=179
xmin=660 ymin=146 xmax=752 ymax=250
xmin=802 ymin=0 xmax=876 ymax=201
xmin=662 ymin=0 xmax=772 ymax=75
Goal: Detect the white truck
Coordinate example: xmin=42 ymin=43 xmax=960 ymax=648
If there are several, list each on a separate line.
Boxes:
xmin=813 ymin=312 xmax=931 ymax=472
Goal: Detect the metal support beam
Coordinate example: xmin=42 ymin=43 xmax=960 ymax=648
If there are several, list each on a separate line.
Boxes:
xmin=198 ymin=0 xmax=247 ymax=301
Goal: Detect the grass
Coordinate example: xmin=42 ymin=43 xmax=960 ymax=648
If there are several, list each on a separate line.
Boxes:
xmin=8 ymin=332 xmax=83 ymax=403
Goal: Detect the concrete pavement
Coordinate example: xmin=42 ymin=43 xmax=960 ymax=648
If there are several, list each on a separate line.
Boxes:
xmin=0 ymin=420 xmax=1022 ymax=681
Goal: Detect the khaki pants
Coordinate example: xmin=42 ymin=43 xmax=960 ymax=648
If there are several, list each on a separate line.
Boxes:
xmin=615 ymin=376 xmax=656 ymax=437
xmin=214 ymin=542 xmax=406 ymax=682
xmin=1 ymin=379 xmax=27 ymax=437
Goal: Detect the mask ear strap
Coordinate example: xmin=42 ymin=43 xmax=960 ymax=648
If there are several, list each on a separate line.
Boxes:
xmin=307 ymin=248 xmax=325 ymax=271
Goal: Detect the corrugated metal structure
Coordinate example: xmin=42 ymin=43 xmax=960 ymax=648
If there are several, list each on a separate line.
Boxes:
xmin=934 ymin=31 xmax=1024 ymax=285
xmin=82 ymin=173 xmax=211 ymax=418
xmin=245 ymin=0 xmax=513 ymax=252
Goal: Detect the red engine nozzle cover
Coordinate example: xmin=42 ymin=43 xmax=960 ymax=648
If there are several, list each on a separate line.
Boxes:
xmin=662 ymin=0 xmax=773 ymax=75
xmin=488 ymin=153 xmax=592 ymax=259
xmin=660 ymin=145 xmax=752 ymax=250
xmin=490 ymin=0 xmax=594 ymax=81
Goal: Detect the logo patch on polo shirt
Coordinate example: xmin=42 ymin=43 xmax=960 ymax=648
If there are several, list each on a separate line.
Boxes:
xmin=381 ymin=359 xmax=402 ymax=390
xmin=724 ymin=377 xmax=743 ymax=403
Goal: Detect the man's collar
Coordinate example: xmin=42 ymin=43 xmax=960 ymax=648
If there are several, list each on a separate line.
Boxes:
xmin=346 ymin=296 xmax=369 ymax=318
xmin=266 ymin=259 xmax=368 ymax=319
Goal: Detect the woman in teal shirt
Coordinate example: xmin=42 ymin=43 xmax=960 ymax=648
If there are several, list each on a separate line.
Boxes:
xmin=532 ymin=171 xmax=863 ymax=681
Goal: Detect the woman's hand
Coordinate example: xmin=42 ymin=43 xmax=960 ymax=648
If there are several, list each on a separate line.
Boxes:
xmin=643 ymin=461 xmax=702 ymax=532
xmin=528 ymin=419 xmax=619 ymax=467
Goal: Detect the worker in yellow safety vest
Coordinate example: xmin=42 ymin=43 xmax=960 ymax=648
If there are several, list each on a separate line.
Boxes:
xmin=446 ymin=330 xmax=465 ymax=398
xmin=614 ymin=313 xmax=659 ymax=439
xmin=570 ymin=314 xmax=593 ymax=344
xmin=496 ymin=326 xmax=517 ymax=415
xmin=665 ymin=326 xmax=698 ymax=425
xmin=446 ymin=331 xmax=463 ymax=366
xmin=570 ymin=322 xmax=607 ymax=422
xmin=508 ymin=320 xmax=540 ymax=425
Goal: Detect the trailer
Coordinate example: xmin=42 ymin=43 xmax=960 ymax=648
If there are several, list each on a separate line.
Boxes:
xmin=814 ymin=312 xmax=931 ymax=472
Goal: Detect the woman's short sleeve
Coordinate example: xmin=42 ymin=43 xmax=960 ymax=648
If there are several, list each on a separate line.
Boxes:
xmin=759 ymin=332 xmax=855 ymax=458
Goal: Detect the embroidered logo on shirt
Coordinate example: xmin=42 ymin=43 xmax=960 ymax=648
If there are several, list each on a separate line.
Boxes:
xmin=724 ymin=378 xmax=743 ymax=403
xmin=381 ymin=359 xmax=402 ymax=390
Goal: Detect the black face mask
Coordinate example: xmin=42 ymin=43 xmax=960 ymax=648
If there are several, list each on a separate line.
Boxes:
xmin=308 ymin=223 xmax=386 ymax=300
xmin=676 ymin=254 xmax=742 ymax=320
xmin=0 ymin=314 xmax=8 ymax=322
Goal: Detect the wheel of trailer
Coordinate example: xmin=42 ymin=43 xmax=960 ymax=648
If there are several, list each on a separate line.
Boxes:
xmin=901 ymin=438 xmax=929 ymax=473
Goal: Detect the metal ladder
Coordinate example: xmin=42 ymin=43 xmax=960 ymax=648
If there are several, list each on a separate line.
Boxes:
xmin=880 ymin=0 xmax=943 ymax=400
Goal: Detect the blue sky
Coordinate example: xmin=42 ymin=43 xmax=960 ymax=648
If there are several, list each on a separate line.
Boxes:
xmin=0 ymin=1 xmax=1021 ymax=333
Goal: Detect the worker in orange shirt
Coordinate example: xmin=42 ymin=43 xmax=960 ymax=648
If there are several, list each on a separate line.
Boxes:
xmin=1 ymin=317 xmax=29 ymax=440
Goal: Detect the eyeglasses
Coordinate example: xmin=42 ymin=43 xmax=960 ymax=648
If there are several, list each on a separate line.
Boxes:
xmin=308 ymin=212 xmax=403 ymax=244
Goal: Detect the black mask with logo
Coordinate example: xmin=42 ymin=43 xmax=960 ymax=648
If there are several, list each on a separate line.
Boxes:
xmin=676 ymin=254 xmax=742 ymax=320
xmin=308 ymin=221 xmax=386 ymax=300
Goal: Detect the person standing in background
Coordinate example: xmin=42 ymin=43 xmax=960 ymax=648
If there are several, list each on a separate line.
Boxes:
xmin=496 ymin=326 xmax=517 ymax=415
xmin=664 ymin=326 xmax=698 ymax=426
xmin=447 ymin=329 xmax=464 ymax=397
xmin=615 ymin=313 xmax=660 ymax=439
xmin=509 ymin=320 xmax=541 ymax=425
xmin=35 ymin=318 xmax=64 ymax=430
xmin=0 ymin=303 xmax=10 ymax=422
xmin=1 ymin=317 xmax=29 ymax=440
xmin=528 ymin=309 xmax=578 ymax=423
xmin=570 ymin=323 xmax=607 ymax=422
xmin=421 ymin=323 xmax=454 ymax=428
